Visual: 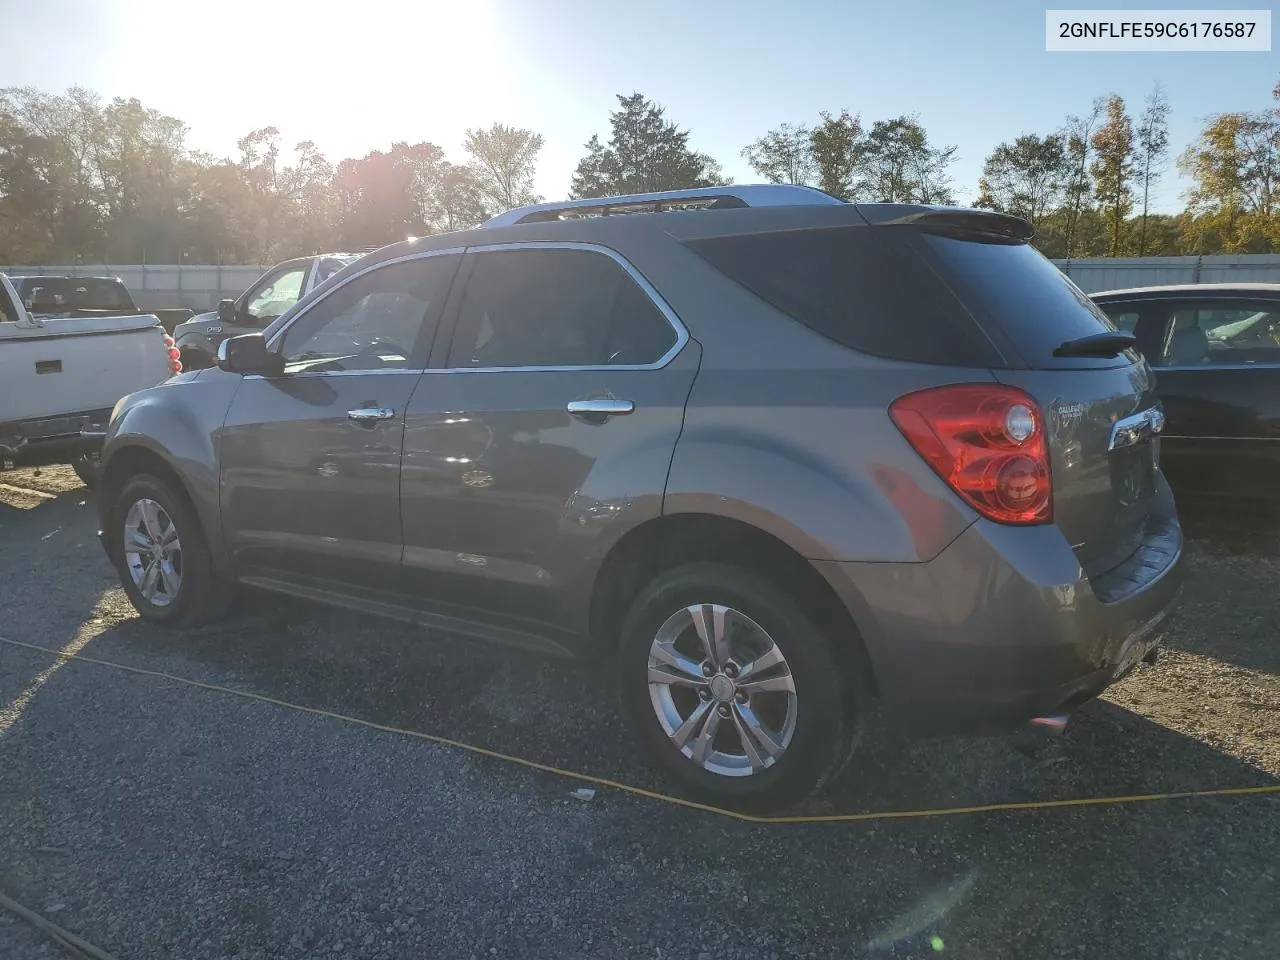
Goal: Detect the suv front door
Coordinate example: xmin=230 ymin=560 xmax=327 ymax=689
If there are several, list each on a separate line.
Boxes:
xmin=400 ymin=243 xmax=698 ymax=649
xmin=218 ymin=250 xmax=461 ymax=596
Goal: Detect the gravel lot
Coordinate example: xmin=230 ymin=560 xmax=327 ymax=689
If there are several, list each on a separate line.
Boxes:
xmin=1 ymin=466 xmax=1277 ymax=959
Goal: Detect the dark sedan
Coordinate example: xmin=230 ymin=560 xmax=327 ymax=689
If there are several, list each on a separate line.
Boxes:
xmin=1092 ymin=282 xmax=1280 ymax=507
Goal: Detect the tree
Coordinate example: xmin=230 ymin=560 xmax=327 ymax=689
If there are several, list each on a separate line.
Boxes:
xmin=860 ymin=116 xmax=956 ymax=204
xmin=1134 ymin=84 xmax=1170 ymax=255
xmin=463 ymin=122 xmax=543 ymax=213
xmin=808 ymin=110 xmax=863 ymax=198
xmin=742 ymin=123 xmax=815 ymax=185
xmin=569 ymin=93 xmax=727 ymax=199
xmin=423 ymin=162 xmax=488 ymax=233
xmin=1061 ymin=97 xmax=1105 ymax=257
xmin=975 ymin=133 xmax=1070 ymax=229
xmin=1179 ymin=104 xmax=1280 ymax=253
xmin=1091 ymin=94 xmax=1135 ymax=257
xmin=331 ymin=146 xmax=419 ymax=250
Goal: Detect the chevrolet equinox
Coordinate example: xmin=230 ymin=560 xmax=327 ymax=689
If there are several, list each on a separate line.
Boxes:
xmin=96 ymin=185 xmax=1185 ymax=810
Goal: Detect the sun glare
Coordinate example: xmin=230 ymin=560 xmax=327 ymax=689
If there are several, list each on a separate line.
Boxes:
xmin=110 ymin=0 xmax=509 ymax=162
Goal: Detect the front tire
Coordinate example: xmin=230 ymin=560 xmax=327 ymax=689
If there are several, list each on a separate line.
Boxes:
xmin=109 ymin=474 xmax=232 ymax=625
xmin=618 ymin=562 xmax=861 ymax=812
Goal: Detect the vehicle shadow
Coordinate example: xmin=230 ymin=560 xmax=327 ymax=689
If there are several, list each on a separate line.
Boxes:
xmin=84 ymin=589 xmax=1277 ymax=814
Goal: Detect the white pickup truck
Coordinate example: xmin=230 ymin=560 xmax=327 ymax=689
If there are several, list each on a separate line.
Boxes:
xmin=0 ymin=273 xmax=178 ymax=485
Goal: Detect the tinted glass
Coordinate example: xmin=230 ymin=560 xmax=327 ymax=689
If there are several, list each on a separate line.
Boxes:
xmin=1104 ymin=309 xmax=1139 ymax=333
xmin=0 ymin=285 xmax=18 ymax=322
xmin=1151 ymin=301 xmax=1280 ymax=367
xmin=684 ymin=226 xmax=998 ymax=367
xmin=278 ymin=256 xmax=457 ymax=373
xmin=922 ymin=235 xmax=1125 ymax=368
xmin=447 ymin=248 xmax=677 ymax=368
xmin=18 ymin=277 xmax=133 ymax=311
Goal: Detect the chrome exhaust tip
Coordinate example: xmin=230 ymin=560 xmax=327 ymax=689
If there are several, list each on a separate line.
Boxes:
xmin=1028 ymin=712 xmax=1071 ymax=735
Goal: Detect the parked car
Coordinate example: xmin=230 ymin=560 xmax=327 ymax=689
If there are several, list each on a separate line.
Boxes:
xmin=9 ymin=274 xmax=194 ymax=334
xmin=174 ymin=253 xmax=361 ymax=370
xmin=95 ymin=186 xmax=1184 ymax=810
xmin=0 ymin=273 xmax=180 ymax=485
xmin=1093 ymin=283 xmax=1280 ymax=508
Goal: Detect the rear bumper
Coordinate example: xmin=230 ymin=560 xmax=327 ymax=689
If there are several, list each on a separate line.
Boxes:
xmin=816 ymin=480 xmax=1185 ymax=734
xmin=0 ymin=408 xmax=112 ymax=468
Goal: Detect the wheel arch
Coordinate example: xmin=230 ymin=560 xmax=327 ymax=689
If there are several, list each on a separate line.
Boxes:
xmin=588 ymin=512 xmax=880 ymax=697
xmin=99 ymin=403 xmax=226 ymax=571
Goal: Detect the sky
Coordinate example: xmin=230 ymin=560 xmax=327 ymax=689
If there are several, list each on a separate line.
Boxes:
xmin=2 ymin=0 xmax=1276 ymax=213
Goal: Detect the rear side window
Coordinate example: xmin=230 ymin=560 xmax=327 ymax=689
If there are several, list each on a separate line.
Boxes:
xmin=447 ymin=248 xmax=679 ymax=368
xmin=922 ymin=236 xmax=1126 ymax=368
xmin=683 ymin=227 xmax=998 ymax=367
xmin=1148 ymin=300 xmax=1280 ymax=367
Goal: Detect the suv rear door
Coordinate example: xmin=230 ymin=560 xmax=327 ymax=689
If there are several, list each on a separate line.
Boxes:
xmin=916 ymin=231 xmax=1165 ymax=580
xmin=683 ymin=211 xmax=1168 ymax=585
xmin=399 ymin=243 xmax=698 ymax=648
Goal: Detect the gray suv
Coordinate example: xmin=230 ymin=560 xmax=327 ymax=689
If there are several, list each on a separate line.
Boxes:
xmin=95 ymin=185 xmax=1184 ymax=810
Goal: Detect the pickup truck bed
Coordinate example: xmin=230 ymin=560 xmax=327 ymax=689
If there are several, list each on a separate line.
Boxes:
xmin=9 ymin=275 xmax=194 ymax=333
xmin=1 ymin=277 xmax=175 ymax=477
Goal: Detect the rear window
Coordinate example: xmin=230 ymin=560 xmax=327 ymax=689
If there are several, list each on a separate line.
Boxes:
xmin=18 ymin=277 xmax=134 ymax=311
xmin=684 ymin=226 xmax=1000 ymax=367
xmin=921 ymin=235 xmax=1127 ymax=368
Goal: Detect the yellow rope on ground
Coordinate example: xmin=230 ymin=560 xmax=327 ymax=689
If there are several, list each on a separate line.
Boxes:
xmin=2 ymin=634 xmax=1277 ymax=825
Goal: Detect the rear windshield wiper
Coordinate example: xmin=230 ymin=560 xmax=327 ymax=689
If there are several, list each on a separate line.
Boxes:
xmin=1052 ymin=332 xmax=1137 ymax=358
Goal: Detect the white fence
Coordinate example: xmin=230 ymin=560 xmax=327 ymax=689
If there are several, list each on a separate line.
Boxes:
xmin=0 ymin=264 xmax=269 ymax=311
xmin=1052 ymin=255 xmax=1280 ymax=293
xmin=4 ymin=254 xmax=1280 ymax=309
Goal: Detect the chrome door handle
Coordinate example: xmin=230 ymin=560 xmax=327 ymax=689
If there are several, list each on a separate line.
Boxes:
xmin=566 ymin=398 xmax=635 ymax=422
xmin=348 ymin=407 xmax=396 ymax=424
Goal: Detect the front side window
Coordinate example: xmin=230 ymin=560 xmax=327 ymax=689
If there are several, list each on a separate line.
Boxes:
xmin=446 ymin=248 xmax=678 ymax=369
xmin=277 ymin=256 xmax=458 ymax=373
xmin=245 ymin=266 xmax=308 ymax=323
xmin=1154 ymin=301 xmax=1280 ymax=366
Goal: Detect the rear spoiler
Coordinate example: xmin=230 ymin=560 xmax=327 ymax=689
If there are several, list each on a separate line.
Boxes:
xmin=853 ymin=204 xmax=1033 ymax=243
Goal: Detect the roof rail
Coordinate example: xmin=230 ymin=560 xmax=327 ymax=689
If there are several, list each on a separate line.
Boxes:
xmin=482 ymin=184 xmax=844 ymax=228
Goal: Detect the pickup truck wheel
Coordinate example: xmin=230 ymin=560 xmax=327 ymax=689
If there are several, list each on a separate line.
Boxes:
xmin=617 ymin=562 xmax=860 ymax=812
xmin=110 ymin=474 xmax=232 ymax=625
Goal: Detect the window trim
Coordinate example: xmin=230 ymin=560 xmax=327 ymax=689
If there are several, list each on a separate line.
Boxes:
xmin=254 ymin=247 xmax=465 ymax=379
xmin=431 ymin=241 xmax=690 ymax=374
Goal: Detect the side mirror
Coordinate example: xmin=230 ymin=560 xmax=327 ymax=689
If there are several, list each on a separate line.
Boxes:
xmin=217 ymin=333 xmax=284 ymax=376
xmin=217 ymin=299 xmax=236 ymax=324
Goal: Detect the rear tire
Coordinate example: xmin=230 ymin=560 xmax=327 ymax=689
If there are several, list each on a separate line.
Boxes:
xmin=618 ymin=562 xmax=861 ymax=812
xmin=108 ymin=473 xmax=233 ymax=626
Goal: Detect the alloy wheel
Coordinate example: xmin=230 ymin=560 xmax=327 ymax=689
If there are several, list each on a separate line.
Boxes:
xmin=646 ymin=603 xmax=798 ymax=777
xmin=122 ymin=498 xmax=183 ymax=607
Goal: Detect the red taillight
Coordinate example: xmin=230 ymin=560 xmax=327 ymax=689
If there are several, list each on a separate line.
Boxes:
xmin=888 ymin=384 xmax=1052 ymax=525
xmin=162 ymin=332 xmax=182 ymax=375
